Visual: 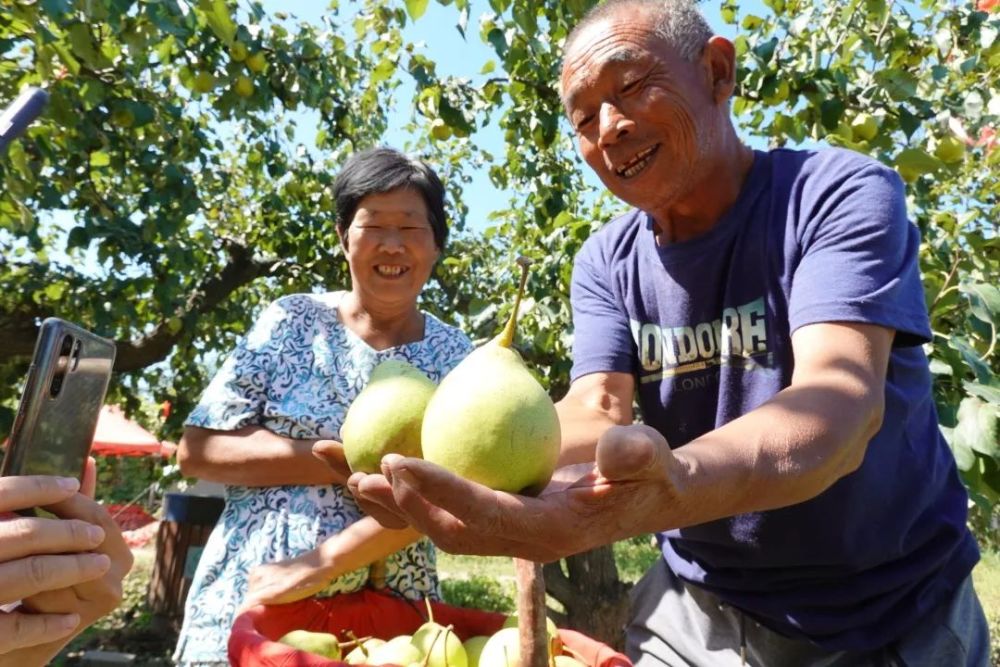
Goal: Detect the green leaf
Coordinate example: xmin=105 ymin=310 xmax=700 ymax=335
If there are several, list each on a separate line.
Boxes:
xmin=941 ymin=425 xmax=976 ymax=471
xmin=90 ymin=151 xmax=110 ymax=167
xmin=953 ymin=397 xmax=999 ymax=458
xmin=949 ymin=337 xmax=994 ymax=385
xmin=40 ymin=0 xmax=73 ymax=19
xmin=198 ymin=0 xmax=237 ymax=44
xmin=897 ymin=107 xmax=922 ymax=139
xmin=962 ymin=282 xmax=1000 ymax=325
xmin=820 ymin=99 xmax=845 ymax=130
xmin=44 ymin=283 xmax=66 ymax=301
xmin=964 ymin=382 xmax=1000 ymax=405
xmin=894 ymin=148 xmax=943 ymax=175
xmin=874 ymin=69 xmax=918 ymax=102
xmin=405 ymin=0 xmax=429 ymax=20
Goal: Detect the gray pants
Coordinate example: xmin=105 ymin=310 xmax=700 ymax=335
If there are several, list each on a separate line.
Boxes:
xmin=626 ymin=558 xmax=990 ymax=667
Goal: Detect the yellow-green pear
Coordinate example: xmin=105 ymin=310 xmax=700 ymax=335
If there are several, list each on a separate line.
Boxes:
xmin=477 ymin=627 xmax=520 ymax=667
xmin=276 ymin=629 xmax=341 ymax=659
xmin=421 ymin=258 xmax=560 ymax=493
xmin=411 ymin=621 xmax=467 ymax=667
xmin=463 ymin=636 xmax=490 ymax=667
xmin=553 ymin=656 xmax=587 ymax=667
xmin=341 ymin=360 xmax=437 ymax=473
xmin=345 ymin=638 xmax=386 ymax=664
xmin=368 ymin=635 xmax=423 ymax=666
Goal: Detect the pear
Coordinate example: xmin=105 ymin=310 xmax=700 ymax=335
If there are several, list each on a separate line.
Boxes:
xmin=411 ymin=621 xmax=467 ymax=667
xmin=421 ymin=258 xmax=561 ymax=494
xmin=276 ymin=629 xmax=341 ymax=659
xmin=553 ymin=657 xmax=587 ymax=667
xmin=341 ymin=360 xmax=437 ymax=473
xmin=463 ymin=636 xmax=490 ymax=667
xmin=477 ymin=627 xmax=521 ymax=667
xmin=345 ymin=638 xmax=386 ymax=664
xmin=368 ymin=635 xmax=423 ymax=666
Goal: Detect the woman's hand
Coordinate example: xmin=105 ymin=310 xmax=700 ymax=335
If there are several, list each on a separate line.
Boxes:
xmin=311 ymin=439 xmax=352 ymax=481
xmin=243 ymin=550 xmax=334 ymax=609
xmin=0 ymin=462 xmax=132 ymax=659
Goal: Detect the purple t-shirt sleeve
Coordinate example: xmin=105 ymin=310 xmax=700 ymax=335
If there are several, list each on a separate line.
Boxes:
xmin=788 ymin=162 xmax=931 ymax=346
xmin=569 ymin=236 xmax=636 ymax=381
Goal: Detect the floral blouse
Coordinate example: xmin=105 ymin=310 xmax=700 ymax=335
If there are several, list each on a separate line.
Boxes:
xmin=173 ymin=291 xmax=473 ymax=665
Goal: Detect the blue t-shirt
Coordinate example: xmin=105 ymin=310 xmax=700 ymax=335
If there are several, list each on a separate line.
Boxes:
xmin=569 ymin=148 xmax=979 ymax=651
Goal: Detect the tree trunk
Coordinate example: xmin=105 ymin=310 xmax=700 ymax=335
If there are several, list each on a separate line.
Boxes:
xmin=543 ymin=546 xmax=632 ymax=650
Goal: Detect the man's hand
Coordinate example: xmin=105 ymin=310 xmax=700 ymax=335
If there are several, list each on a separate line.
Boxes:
xmin=348 ymin=425 xmax=682 ymax=562
xmin=0 ymin=465 xmax=127 ymax=657
xmin=243 ymin=551 xmax=334 ymax=609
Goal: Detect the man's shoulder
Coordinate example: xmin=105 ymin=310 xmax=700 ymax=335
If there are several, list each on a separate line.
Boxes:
xmin=769 ymin=146 xmax=898 ymax=185
xmin=579 ymin=208 xmax=645 ymax=259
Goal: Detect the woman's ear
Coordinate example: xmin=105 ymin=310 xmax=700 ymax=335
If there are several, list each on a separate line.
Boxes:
xmin=337 ymin=226 xmax=349 ymax=254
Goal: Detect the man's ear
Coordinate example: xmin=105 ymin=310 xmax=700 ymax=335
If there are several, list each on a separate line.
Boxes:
xmin=337 ymin=226 xmax=349 ymax=253
xmin=703 ymin=36 xmax=737 ymax=104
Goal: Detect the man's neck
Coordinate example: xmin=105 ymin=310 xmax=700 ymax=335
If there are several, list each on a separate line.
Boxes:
xmin=651 ymin=139 xmax=755 ymax=246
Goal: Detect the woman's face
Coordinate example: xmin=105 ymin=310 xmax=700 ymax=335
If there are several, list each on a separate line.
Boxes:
xmin=341 ymin=187 xmax=440 ymax=309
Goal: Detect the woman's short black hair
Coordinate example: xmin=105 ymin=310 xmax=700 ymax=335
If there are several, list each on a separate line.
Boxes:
xmin=332 ymin=147 xmax=448 ymax=250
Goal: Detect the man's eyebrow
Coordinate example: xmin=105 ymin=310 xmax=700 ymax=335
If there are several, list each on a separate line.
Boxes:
xmin=563 ymin=46 xmax=649 ymax=108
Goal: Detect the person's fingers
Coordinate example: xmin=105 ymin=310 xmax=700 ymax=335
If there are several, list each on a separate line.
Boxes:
xmin=41 ymin=494 xmax=134 ymax=579
xmin=0 ymin=609 xmax=79 ymax=652
xmin=385 ymin=458 xmax=550 ymax=556
xmin=81 ymin=457 xmax=97 ymax=498
xmin=312 ymin=440 xmax=351 ymax=477
xmin=0 ymin=553 xmax=110 ymax=604
xmin=347 ymin=472 xmax=410 ymax=529
xmin=595 ymin=424 xmax=670 ymax=481
xmin=0 ymin=476 xmax=79 ymax=514
xmin=0 ymin=515 xmax=105 ymax=561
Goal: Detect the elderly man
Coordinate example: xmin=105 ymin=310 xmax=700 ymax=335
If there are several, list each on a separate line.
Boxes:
xmin=342 ymin=0 xmax=989 ymax=664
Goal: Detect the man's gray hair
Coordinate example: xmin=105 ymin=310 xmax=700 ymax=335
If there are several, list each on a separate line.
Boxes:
xmin=564 ymin=0 xmax=714 ymax=62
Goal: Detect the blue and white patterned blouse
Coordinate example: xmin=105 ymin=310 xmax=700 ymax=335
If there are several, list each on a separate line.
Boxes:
xmin=173 ymin=291 xmax=473 ymax=666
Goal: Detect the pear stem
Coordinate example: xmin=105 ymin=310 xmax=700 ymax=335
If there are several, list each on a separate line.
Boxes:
xmin=498 ymin=256 xmax=533 ymax=349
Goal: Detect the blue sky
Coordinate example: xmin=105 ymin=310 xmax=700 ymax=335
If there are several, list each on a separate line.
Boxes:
xmin=259 ymin=0 xmax=756 ymax=231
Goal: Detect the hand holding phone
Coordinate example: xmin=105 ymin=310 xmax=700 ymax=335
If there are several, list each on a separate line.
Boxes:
xmin=0 ymin=460 xmax=134 ymax=662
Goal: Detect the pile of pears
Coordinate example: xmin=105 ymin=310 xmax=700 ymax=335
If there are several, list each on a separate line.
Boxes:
xmin=341 ymin=258 xmax=561 ymax=494
xmin=275 ymin=609 xmax=589 ymax=667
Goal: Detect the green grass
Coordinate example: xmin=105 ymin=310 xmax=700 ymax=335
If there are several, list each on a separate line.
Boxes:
xmin=437 ymin=552 xmax=516 ymax=580
xmin=972 ymin=551 xmax=1000 ymax=665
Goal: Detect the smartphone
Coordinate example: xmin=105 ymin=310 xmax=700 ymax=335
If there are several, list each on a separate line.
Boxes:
xmin=1 ymin=318 xmax=116 ymax=482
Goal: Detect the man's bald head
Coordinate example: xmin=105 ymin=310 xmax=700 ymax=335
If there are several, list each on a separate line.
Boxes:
xmin=564 ymin=0 xmax=714 ymax=65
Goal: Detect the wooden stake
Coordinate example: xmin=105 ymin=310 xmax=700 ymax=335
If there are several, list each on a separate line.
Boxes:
xmin=515 ymin=558 xmax=548 ymax=667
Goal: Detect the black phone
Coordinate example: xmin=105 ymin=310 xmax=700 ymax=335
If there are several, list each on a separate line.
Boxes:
xmin=1 ymin=318 xmax=116 ymax=482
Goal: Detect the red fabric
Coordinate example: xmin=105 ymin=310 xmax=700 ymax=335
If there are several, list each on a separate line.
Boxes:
xmin=229 ymin=590 xmax=632 ymax=667
xmin=108 ymin=504 xmax=157 ymax=531
xmin=91 ymin=405 xmax=164 ymax=457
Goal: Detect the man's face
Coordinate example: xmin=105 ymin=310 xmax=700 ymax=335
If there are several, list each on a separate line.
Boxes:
xmin=561 ymin=11 xmax=717 ymax=215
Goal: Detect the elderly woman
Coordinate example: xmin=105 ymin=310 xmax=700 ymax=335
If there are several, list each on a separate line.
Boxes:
xmin=172 ymin=147 xmax=473 ymax=666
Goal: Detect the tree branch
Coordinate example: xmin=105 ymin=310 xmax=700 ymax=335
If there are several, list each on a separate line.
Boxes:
xmin=113 ymin=241 xmax=279 ymax=371
xmin=0 ymin=241 xmax=279 ymax=372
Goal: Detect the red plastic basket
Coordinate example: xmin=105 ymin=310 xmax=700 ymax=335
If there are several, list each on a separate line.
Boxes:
xmin=229 ymin=589 xmax=632 ymax=667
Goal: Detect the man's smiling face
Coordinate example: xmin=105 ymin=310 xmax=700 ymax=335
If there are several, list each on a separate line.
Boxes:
xmin=561 ymin=8 xmax=718 ymax=217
